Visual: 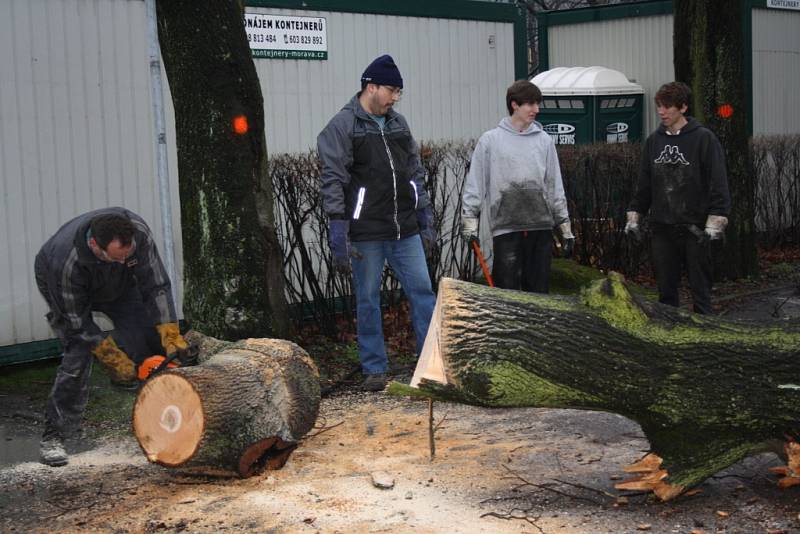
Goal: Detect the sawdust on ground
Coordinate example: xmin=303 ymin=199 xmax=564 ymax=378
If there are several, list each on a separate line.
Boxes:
xmin=2 ymin=387 xmax=800 ymax=533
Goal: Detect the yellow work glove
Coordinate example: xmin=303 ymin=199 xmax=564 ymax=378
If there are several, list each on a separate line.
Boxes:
xmin=91 ymin=336 xmax=136 ymax=382
xmin=156 ymin=322 xmax=188 ymax=355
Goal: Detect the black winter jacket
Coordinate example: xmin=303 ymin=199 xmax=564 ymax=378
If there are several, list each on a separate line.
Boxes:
xmin=317 ymin=94 xmax=429 ymax=242
xmin=34 ymin=207 xmax=177 ymax=346
xmin=629 ymin=117 xmax=730 ymax=225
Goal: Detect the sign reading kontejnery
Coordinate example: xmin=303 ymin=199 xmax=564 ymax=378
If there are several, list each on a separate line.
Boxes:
xmin=767 ymin=0 xmax=800 ymax=10
xmin=244 ymin=13 xmax=328 ymax=60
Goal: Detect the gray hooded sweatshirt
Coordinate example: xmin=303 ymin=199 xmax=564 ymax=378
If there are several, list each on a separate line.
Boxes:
xmin=462 ymin=117 xmax=568 ymax=237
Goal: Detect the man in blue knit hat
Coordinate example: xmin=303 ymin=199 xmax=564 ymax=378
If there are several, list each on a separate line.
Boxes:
xmin=317 ymin=54 xmax=436 ymax=392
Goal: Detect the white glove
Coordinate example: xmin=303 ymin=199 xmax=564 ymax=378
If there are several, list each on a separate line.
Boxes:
xmin=624 ymin=211 xmax=642 ymax=240
xmin=558 ymin=221 xmax=575 ymax=258
xmin=704 ymin=215 xmax=728 ymax=241
xmin=558 ymin=221 xmax=575 ymax=240
xmin=461 ymin=216 xmax=479 ymax=243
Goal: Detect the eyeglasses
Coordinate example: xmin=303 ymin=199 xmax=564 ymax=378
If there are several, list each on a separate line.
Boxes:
xmin=380 ymin=85 xmax=403 ymax=99
xmin=98 ymin=238 xmax=137 ymax=264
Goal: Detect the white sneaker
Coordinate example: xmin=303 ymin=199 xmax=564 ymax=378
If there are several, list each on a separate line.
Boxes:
xmin=39 ymin=438 xmax=68 ymax=467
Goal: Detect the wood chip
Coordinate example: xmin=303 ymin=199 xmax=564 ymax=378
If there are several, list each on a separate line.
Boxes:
xmin=684 ymin=488 xmax=703 ymax=497
xmin=690 ymin=530 xmax=707 ymax=534
xmin=637 ymin=524 xmax=652 ymax=531
xmin=716 ymin=510 xmax=730 ymax=518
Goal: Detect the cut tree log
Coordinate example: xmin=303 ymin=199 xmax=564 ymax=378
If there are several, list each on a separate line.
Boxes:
xmin=133 ymin=332 xmax=320 ymax=477
xmin=397 ymin=275 xmax=800 ymax=499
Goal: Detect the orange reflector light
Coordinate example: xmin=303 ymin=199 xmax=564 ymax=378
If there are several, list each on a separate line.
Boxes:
xmin=717 ymin=103 xmax=733 ymax=119
xmin=232 ymin=114 xmax=249 ymax=135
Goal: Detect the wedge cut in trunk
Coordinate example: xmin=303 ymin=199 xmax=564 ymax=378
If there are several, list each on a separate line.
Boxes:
xmin=403 ymin=275 xmax=800 ymax=499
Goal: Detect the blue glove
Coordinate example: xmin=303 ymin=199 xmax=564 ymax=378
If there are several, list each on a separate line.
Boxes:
xmin=416 ymin=205 xmax=437 ymax=258
xmin=329 ymin=219 xmax=352 ymax=274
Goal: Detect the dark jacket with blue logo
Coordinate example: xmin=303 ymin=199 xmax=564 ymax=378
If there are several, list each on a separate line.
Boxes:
xmin=34 ymin=207 xmax=176 ymax=346
xmin=317 ymin=94 xmax=429 ymax=242
xmin=629 ymin=117 xmax=730 ymax=225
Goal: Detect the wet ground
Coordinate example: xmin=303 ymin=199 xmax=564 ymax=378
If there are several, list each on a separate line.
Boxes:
xmin=2 ymin=268 xmax=799 ymax=532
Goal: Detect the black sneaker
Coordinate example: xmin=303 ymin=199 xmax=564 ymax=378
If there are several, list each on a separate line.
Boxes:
xmin=362 ymin=373 xmax=387 ymax=392
xmin=110 ymin=378 xmax=141 ymax=392
xmin=40 ymin=438 xmax=68 ymax=467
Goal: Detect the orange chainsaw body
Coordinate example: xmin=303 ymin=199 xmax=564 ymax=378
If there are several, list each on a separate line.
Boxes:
xmin=138 ymin=355 xmax=178 ymax=380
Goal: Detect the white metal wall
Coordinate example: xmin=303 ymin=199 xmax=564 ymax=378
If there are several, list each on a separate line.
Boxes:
xmin=752 ymin=8 xmax=800 ymax=136
xmin=1 ymin=1 xmax=515 ymax=349
xmin=547 ymin=14 xmax=674 ymax=136
xmin=248 ymin=7 xmax=515 ymax=153
xmin=0 ymin=0 xmax=183 ymax=347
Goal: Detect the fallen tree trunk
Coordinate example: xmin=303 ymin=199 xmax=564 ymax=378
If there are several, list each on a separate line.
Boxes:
xmin=133 ymin=332 xmax=320 ymax=477
xmin=400 ymin=275 xmax=800 ymax=499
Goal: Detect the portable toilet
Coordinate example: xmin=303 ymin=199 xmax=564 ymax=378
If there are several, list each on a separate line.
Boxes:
xmin=531 ymin=66 xmax=644 ymax=145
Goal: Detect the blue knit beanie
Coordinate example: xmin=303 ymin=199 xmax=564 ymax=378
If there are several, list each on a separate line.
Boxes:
xmin=360 ymin=54 xmax=403 ymax=89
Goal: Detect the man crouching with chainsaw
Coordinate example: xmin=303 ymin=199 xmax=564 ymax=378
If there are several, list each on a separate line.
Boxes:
xmin=34 ymin=208 xmax=191 ymax=466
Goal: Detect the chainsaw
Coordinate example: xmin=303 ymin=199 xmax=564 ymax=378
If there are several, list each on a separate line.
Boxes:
xmin=137 ymin=343 xmax=200 ymax=381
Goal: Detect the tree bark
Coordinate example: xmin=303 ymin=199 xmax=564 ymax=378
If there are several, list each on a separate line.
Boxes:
xmin=133 ymin=332 xmax=320 ymax=477
xmin=673 ymin=0 xmax=758 ymax=280
xmin=156 ymin=1 xmax=289 ymax=339
xmin=404 ymin=277 xmax=800 ymax=497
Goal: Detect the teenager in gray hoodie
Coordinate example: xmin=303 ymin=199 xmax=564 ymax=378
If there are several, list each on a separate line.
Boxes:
xmin=461 ymin=80 xmax=574 ymax=292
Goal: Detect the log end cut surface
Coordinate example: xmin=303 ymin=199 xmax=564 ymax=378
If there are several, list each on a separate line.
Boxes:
xmin=133 ymin=374 xmax=205 ymax=466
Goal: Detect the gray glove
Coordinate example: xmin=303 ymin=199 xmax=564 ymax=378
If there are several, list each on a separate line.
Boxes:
xmin=461 ymin=216 xmax=479 ymax=243
xmin=624 ymin=211 xmax=642 ymax=241
xmin=704 ymin=215 xmax=728 ymax=241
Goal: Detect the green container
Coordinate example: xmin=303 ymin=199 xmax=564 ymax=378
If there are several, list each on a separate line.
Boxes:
xmin=532 ymin=67 xmax=644 ymax=146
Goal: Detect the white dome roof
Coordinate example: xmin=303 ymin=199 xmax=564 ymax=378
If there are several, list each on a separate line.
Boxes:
xmin=531 ymin=66 xmax=644 ymax=96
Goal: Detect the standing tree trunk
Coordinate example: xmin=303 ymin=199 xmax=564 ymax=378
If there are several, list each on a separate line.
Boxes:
xmin=673 ymin=0 xmax=758 ymax=280
xmin=156 ymin=1 xmax=288 ymax=339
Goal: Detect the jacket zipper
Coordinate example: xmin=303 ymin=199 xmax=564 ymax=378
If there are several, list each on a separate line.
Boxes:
xmin=379 ymin=128 xmax=400 ymax=239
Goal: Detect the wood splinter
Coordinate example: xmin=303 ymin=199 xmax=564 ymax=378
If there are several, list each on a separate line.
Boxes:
xmin=768 ymin=440 xmax=800 ymax=488
xmin=615 ymin=453 xmax=685 ymax=501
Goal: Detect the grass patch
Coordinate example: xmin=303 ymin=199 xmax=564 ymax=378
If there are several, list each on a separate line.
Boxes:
xmin=0 ymin=359 xmax=135 ymax=438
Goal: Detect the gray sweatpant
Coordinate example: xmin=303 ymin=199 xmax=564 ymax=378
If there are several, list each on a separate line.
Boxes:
xmin=35 ymin=267 xmax=161 ymax=439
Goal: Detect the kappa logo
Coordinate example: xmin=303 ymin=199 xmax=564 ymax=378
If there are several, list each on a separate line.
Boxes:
xmin=606 ymin=122 xmax=629 ymax=134
xmin=654 ymin=145 xmax=689 ymax=165
xmin=543 ymin=123 xmax=576 ymax=135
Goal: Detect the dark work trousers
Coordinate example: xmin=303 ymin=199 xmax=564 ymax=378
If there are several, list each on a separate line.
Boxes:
xmin=491 ymin=230 xmax=553 ymax=293
xmin=650 ymin=225 xmax=713 ymax=314
xmin=34 ymin=273 xmax=161 ymax=439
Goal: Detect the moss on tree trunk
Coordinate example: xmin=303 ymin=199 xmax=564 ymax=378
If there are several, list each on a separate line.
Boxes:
xmin=674 ymin=0 xmax=758 ymax=280
xmin=400 ymin=276 xmax=800 ymax=491
xmin=156 ymin=1 xmax=288 ymax=339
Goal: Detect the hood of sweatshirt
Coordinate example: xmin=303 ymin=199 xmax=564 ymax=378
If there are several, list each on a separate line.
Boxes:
xmin=497 ymin=116 xmax=545 ymax=136
xmin=656 ymin=116 xmax=701 ymax=136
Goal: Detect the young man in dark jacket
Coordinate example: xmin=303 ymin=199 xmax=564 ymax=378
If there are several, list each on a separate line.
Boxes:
xmin=625 ymin=81 xmax=731 ymax=314
xmin=317 ymin=54 xmax=436 ymax=392
xmin=34 ymin=207 xmax=188 ymax=466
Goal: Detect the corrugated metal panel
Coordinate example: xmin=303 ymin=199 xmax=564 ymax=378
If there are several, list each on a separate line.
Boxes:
xmin=0 ymin=0 xmax=183 ymax=347
xmin=248 ymin=7 xmax=515 ymax=153
xmin=547 ymin=14 xmax=674 ymax=135
xmin=1 ymin=0 xmax=513 ymax=349
xmin=752 ymin=8 xmax=800 ymax=136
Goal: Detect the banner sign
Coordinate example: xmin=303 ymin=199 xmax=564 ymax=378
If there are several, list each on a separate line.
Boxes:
xmin=244 ymin=13 xmax=328 ymax=60
xmin=767 ymin=0 xmax=800 ymax=10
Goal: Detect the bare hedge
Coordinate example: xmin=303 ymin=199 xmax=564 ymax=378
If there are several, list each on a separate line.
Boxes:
xmin=269 ymin=136 xmax=799 ymax=332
